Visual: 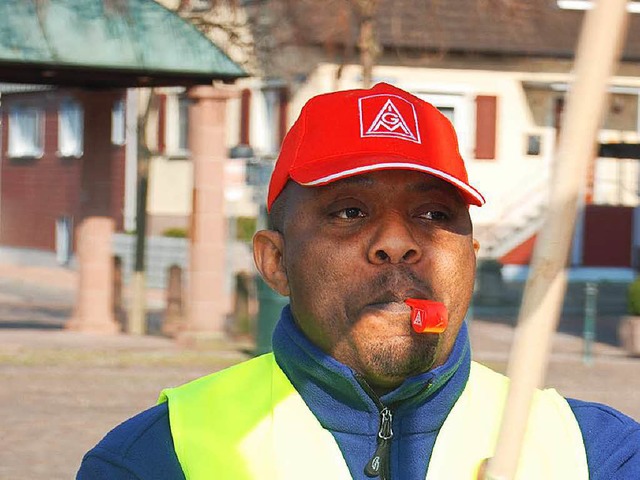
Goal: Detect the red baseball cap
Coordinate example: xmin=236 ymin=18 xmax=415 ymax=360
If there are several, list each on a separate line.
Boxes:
xmin=267 ymin=82 xmax=485 ymax=210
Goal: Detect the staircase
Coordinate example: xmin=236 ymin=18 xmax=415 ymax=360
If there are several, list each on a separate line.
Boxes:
xmin=477 ymin=174 xmax=550 ymax=260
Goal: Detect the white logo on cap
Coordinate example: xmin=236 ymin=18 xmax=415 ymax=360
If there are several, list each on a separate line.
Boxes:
xmin=359 ymin=94 xmax=421 ymax=143
xmin=413 ymin=311 xmax=423 ymax=327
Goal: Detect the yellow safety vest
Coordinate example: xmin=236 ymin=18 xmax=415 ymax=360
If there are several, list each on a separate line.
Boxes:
xmin=160 ymin=354 xmax=588 ymax=480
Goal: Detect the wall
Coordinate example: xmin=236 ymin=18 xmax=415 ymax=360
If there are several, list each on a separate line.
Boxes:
xmin=0 ymin=89 xmax=126 ymax=252
xmin=1 ymin=91 xmax=81 ymax=250
xmin=147 ymin=155 xmax=193 ymax=235
xmin=147 ymin=155 xmax=257 ymax=235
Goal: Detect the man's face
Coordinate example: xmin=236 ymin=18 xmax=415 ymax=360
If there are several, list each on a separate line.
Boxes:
xmin=268 ymin=170 xmax=478 ymax=392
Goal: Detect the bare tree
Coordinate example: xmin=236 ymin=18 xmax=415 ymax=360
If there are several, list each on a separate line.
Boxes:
xmin=351 ymin=0 xmax=380 ymax=88
xmin=158 ymin=0 xmax=549 ymax=93
xmin=175 ymin=0 xmax=259 ymax=74
xmin=128 ymin=87 xmax=157 ymax=335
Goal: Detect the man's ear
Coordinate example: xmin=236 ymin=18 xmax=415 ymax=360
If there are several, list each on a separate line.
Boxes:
xmin=253 ymin=230 xmax=290 ymax=296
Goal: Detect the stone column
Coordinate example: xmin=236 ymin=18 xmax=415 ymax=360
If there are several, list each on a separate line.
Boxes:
xmin=66 ymin=91 xmax=122 ymax=334
xmin=66 ymin=217 xmax=119 ymax=333
xmin=179 ymin=85 xmax=235 ymax=344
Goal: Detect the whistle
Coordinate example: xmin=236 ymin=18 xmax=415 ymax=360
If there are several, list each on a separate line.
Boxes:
xmin=404 ymin=298 xmax=448 ymax=334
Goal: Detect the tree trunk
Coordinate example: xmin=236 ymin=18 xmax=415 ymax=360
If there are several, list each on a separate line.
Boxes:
xmin=354 ymin=0 xmax=379 ymax=88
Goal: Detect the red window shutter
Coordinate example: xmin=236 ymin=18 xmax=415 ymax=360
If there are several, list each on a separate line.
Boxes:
xmin=240 ymin=88 xmax=251 ymax=145
xmin=475 ymin=95 xmax=497 ymax=160
xmin=157 ymin=93 xmax=166 ymax=154
xmin=278 ymin=87 xmax=289 ymax=147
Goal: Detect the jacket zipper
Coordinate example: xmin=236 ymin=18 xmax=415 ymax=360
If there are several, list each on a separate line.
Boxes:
xmin=364 ymin=406 xmax=393 ymax=479
xmin=356 ymin=375 xmax=394 ymax=480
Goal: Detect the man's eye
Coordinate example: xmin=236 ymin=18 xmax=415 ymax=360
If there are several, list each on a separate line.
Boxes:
xmin=421 ymin=211 xmax=449 ymax=221
xmin=335 ymin=207 xmax=365 ymax=219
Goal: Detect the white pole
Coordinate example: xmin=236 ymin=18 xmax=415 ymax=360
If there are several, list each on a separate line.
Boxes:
xmin=484 ymin=1 xmax=630 ymax=479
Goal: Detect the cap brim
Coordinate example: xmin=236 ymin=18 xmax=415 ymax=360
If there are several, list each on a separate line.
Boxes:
xmin=290 ymin=155 xmax=485 ymax=206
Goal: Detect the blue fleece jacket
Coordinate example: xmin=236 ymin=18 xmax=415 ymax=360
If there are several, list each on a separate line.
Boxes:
xmin=77 ymin=306 xmax=640 ymax=479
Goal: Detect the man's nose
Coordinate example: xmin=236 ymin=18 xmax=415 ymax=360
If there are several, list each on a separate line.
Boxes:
xmin=367 ymin=213 xmax=422 ymax=264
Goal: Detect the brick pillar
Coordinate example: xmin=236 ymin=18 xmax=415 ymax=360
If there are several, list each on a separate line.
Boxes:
xmin=66 ymin=217 xmax=119 ymax=333
xmin=179 ymin=85 xmax=235 ymax=344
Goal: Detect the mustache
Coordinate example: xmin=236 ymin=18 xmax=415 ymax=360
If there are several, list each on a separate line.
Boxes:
xmin=363 ymin=267 xmax=435 ymax=304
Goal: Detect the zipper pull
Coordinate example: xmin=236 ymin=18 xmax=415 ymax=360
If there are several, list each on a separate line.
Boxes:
xmin=364 ymin=407 xmax=393 ymax=478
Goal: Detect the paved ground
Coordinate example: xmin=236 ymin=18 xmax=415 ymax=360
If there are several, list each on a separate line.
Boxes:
xmin=0 ymin=263 xmax=639 ymax=479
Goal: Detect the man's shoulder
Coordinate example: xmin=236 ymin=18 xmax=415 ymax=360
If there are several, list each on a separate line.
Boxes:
xmin=569 ymin=397 xmax=639 ymax=427
xmin=76 ymin=403 xmax=184 ymax=480
xmin=162 ymin=354 xmax=277 ymax=403
xmin=568 ymin=398 xmax=640 ymax=479
xmin=568 ymin=397 xmax=640 ymax=442
xmin=94 ymin=402 xmax=178 ymax=458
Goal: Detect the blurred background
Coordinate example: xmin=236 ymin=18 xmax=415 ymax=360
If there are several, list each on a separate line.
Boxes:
xmin=1 ymin=0 xmax=640 ymax=478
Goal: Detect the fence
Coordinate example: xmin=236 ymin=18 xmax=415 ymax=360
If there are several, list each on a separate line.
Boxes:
xmin=112 ymin=234 xmax=189 ymax=290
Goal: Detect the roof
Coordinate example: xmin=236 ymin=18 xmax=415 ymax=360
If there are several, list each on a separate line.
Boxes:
xmin=0 ymin=0 xmax=246 ymax=87
xmin=282 ymin=0 xmax=640 ymax=61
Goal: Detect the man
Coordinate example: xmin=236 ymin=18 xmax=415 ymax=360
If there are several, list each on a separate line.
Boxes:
xmin=77 ymin=83 xmax=640 ymax=479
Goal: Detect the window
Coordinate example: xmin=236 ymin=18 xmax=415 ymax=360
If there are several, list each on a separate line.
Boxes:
xmin=178 ymin=95 xmax=189 ymax=152
xmin=8 ymin=105 xmax=44 ymax=157
xmin=416 ymin=93 xmax=473 ymax=158
xmin=161 ymin=91 xmax=190 ymax=156
xmin=111 ymin=99 xmax=126 ymax=146
xmin=262 ymin=86 xmax=289 ymax=154
xmin=557 ymin=1 xmax=640 ymax=13
xmin=526 ymin=134 xmax=542 ymax=156
xmin=437 ymin=107 xmax=455 ymax=124
xmin=58 ymin=99 xmax=83 ymax=157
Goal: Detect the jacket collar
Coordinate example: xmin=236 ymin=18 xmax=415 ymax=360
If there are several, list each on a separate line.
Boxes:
xmin=272 ymin=305 xmax=471 ymax=435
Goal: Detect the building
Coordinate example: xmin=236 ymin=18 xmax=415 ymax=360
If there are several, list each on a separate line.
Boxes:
xmin=231 ymin=0 xmax=640 ymax=270
xmin=0 ymin=86 xmax=127 ymax=263
xmin=0 ymin=0 xmax=245 ymax=336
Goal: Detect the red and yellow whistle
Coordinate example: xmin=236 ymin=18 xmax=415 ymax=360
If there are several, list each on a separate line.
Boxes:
xmin=404 ymin=298 xmax=448 ymax=334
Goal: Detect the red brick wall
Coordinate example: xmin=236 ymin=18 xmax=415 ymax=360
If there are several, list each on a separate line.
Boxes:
xmin=1 ymin=92 xmax=81 ymax=250
xmin=0 ymin=89 xmax=126 ymax=251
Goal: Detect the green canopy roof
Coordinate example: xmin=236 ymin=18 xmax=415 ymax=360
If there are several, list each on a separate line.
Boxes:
xmin=0 ymin=0 xmax=246 ymax=87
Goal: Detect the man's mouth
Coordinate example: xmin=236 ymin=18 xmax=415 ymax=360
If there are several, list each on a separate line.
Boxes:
xmin=364 ymin=301 xmax=411 ymax=314
xmin=360 ymin=295 xmax=448 ymax=334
